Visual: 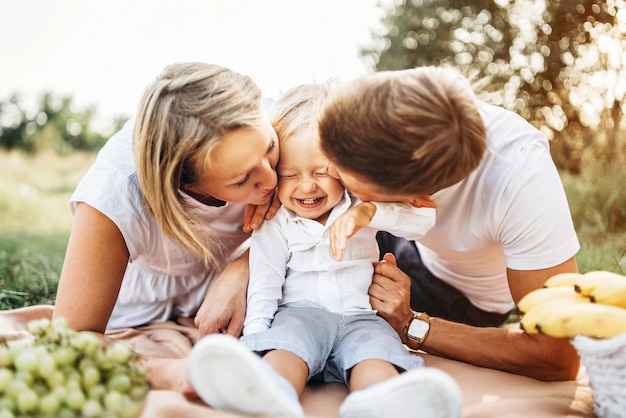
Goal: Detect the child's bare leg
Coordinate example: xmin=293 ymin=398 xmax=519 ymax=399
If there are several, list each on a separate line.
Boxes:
xmin=348 ymin=359 xmax=399 ymax=392
xmin=263 ymin=349 xmax=309 ymax=396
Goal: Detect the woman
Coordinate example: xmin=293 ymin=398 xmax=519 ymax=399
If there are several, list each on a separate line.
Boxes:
xmin=53 ymin=62 xmax=279 ymax=339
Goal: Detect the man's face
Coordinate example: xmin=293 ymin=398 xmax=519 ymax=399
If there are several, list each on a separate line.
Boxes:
xmin=326 ymin=162 xmax=414 ymax=203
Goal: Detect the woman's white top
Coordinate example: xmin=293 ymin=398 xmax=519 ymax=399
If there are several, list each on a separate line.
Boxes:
xmin=69 ymin=120 xmax=250 ymax=329
xmin=418 ymin=99 xmax=580 ymax=314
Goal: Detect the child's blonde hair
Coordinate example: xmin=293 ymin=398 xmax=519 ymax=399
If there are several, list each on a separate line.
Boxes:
xmin=319 ymin=66 xmax=486 ymax=196
xmin=269 ymin=82 xmax=333 ymax=143
xmin=133 ymin=62 xmax=265 ymax=268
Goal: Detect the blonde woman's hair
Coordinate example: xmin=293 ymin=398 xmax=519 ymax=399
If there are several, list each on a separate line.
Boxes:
xmin=318 ymin=66 xmax=487 ymax=196
xmin=269 ymin=82 xmax=333 ymax=143
xmin=133 ymin=62 xmax=265 ymax=268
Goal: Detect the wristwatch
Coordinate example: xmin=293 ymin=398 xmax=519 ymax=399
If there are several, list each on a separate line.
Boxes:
xmin=405 ymin=311 xmax=431 ymax=351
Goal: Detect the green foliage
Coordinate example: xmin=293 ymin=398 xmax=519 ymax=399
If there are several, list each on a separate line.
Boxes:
xmin=0 ymin=92 xmax=126 ymax=154
xmin=364 ymin=0 xmax=626 ymax=173
xmin=363 ymin=0 xmax=515 ymax=80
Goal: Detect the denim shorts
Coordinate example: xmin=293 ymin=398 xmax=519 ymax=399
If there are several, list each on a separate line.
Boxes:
xmin=240 ymin=306 xmax=424 ymax=385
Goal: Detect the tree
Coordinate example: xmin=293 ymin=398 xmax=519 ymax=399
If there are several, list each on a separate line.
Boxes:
xmin=363 ymin=0 xmax=516 ymax=87
xmin=363 ymin=0 xmax=626 ymax=172
xmin=0 ymin=95 xmax=30 ymax=150
xmin=0 ymin=93 xmax=120 ymax=153
xmin=514 ymin=0 xmax=621 ymax=171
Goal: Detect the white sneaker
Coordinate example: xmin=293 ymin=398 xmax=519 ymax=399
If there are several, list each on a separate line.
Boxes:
xmin=189 ymin=334 xmax=304 ymax=417
xmin=339 ymin=368 xmax=463 ymax=418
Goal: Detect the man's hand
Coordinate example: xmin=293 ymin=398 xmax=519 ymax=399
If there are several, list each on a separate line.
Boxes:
xmin=329 ymin=202 xmax=376 ymax=261
xmin=370 ymin=253 xmax=414 ymax=337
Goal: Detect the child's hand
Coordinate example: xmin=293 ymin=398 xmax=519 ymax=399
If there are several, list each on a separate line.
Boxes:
xmin=330 ymin=202 xmax=377 ymax=261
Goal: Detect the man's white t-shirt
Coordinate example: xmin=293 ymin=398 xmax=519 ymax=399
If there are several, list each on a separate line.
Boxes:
xmin=416 ymin=100 xmax=580 ymax=314
xmin=69 ymin=120 xmax=250 ymax=329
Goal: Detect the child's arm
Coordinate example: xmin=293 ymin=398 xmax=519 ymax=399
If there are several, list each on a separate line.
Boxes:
xmin=330 ymin=200 xmax=436 ymax=261
xmin=330 ymin=202 xmax=377 ymax=261
xmin=243 ymin=219 xmax=289 ymax=335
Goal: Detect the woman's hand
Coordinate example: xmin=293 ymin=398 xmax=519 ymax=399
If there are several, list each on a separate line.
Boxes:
xmin=242 ymin=194 xmax=281 ymax=232
xmin=370 ymin=253 xmax=414 ymax=337
xmin=194 ymin=252 xmax=250 ymax=338
xmin=329 ymin=202 xmax=376 ymax=261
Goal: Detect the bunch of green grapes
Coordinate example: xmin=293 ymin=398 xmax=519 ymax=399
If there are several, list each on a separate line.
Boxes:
xmin=0 ymin=318 xmax=148 ymax=418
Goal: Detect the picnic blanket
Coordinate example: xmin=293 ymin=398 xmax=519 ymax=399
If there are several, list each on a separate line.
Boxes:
xmin=0 ymin=305 xmax=594 ymax=417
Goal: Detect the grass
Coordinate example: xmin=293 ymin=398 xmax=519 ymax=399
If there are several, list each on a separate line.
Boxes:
xmin=0 ymin=150 xmax=624 ymax=310
xmin=0 ymin=151 xmax=96 ymax=309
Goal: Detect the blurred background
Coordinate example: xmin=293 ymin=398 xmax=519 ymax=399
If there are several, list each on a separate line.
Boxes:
xmin=1 ymin=0 xmax=625 ymax=309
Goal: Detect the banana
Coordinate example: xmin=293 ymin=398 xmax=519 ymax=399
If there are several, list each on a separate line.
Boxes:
xmin=574 ymin=270 xmax=625 ymax=297
xmin=519 ymin=295 xmax=591 ymax=334
xmin=542 ymin=272 xmax=583 ymax=288
xmin=517 ymin=286 xmax=583 ymax=315
xmin=590 ymin=276 xmax=626 ymax=308
xmin=536 ymin=302 xmax=626 ymax=338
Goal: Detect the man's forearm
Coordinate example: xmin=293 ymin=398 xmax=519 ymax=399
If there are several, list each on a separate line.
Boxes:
xmin=420 ymin=317 xmax=580 ymax=381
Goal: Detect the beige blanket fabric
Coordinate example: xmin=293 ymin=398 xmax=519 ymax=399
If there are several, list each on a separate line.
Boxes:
xmin=0 ymin=306 xmax=594 ymax=417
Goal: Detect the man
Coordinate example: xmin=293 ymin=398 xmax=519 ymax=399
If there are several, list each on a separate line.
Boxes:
xmin=318 ymin=66 xmax=580 ymax=381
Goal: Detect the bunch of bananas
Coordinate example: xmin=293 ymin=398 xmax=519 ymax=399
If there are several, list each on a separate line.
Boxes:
xmin=517 ymin=270 xmax=626 ymax=338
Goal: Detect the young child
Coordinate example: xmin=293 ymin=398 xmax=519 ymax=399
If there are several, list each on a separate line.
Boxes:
xmin=189 ymin=83 xmax=462 ymax=418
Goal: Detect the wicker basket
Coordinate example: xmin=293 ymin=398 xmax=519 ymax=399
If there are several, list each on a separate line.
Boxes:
xmin=572 ymin=333 xmax=626 ymax=418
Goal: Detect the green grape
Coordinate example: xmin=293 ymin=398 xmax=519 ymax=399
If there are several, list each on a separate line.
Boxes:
xmin=64 ymin=388 xmax=86 ymax=411
xmin=13 ymin=349 xmax=37 ymax=373
xmin=65 ymin=375 xmax=82 ymax=392
xmin=5 ymin=379 xmax=28 ymax=399
xmin=45 ymin=369 xmax=66 ymax=388
xmin=75 ymin=333 xmax=100 ymax=355
xmin=0 ymin=346 xmax=12 ymax=367
xmin=26 ymin=318 xmax=51 ymax=336
xmin=0 ymin=397 xmax=16 ymax=412
xmin=81 ymin=399 xmax=103 ymax=417
xmin=87 ymin=383 xmax=106 ymax=401
xmin=2 ymin=317 xmax=149 ymax=417
xmin=37 ymin=351 xmax=57 ymax=378
xmin=129 ymin=384 xmax=148 ymax=401
xmin=106 ymin=373 xmax=132 ymax=394
xmin=15 ymin=388 xmax=38 ymax=414
xmin=118 ymin=396 xmax=145 ymax=418
xmin=103 ymin=390 xmax=124 ymax=411
xmin=61 ymin=366 xmax=81 ymax=384
xmin=51 ymin=385 xmax=68 ymax=404
xmin=14 ymin=370 xmax=34 ymax=386
xmin=38 ymin=392 xmax=61 ymax=416
xmin=56 ymin=406 xmax=77 ymax=418
xmin=51 ymin=317 xmax=69 ymax=332
xmin=82 ymin=365 xmax=101 ymax=391
xmin=78 ymin=358 xmax=96 ymax=373
xmin=108 ymin=342 xmax=133 ymax=364
xmin=0 ymin=368 xmax=13 ymax=392
xmin=52 ymin=346 xmax=77 ymax=367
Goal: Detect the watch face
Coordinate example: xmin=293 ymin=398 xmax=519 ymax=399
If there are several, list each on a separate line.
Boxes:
xmin=408 ymin=318 xmax=429 ymax=339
